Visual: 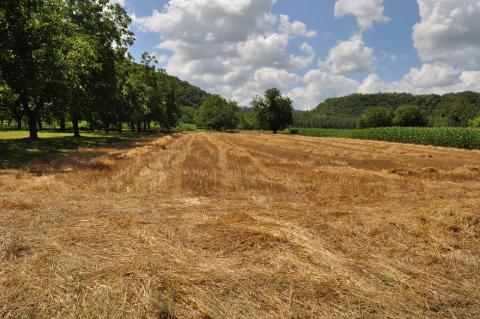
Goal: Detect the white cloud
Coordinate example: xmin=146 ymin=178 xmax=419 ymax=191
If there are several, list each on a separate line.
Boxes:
xmin=134 ymin=0 xmax=316 ymax=105
xmin=130 ymin=0 xmax=480 ymax=110
xmin=288 ymin=70 xmax=359 ymax=109
xmin=334 ymin=0 xmax=389 ymax=30
xmin=359 ymin=64 xmax=480 ymax=95
xmin=320 ymin=34 xmax=374 ymax=75
xmin=413 ymin=0 xmax=480 ymax=66
xmin=279 ymin=15 xmax=317 ymax=38
xmin=233 ymin=67 xmax=301 ymax=104
xmin=403 ymin=63 xmax=460 ymax=88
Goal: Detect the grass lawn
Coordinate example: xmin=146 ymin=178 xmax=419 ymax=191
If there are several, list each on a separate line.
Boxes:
xmin=0 ymin=129 xmax=160 ymax=168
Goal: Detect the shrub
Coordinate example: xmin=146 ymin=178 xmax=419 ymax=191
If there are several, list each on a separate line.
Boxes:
xmin=358 ymin=107 xmax=393 ymax=128
xmin=393 ymin=105 xmax=428 ymax=127
xmin=468 ymin=116 xmax=480 ymax=128
xmin=435 ymin=96 xmax=477 ymax=127
xmin=198 ymin=95 xmax=238 ymax=131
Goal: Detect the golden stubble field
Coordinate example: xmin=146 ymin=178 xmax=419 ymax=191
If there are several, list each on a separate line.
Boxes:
xmin=0 ymin=131 xmax=479 ymax=319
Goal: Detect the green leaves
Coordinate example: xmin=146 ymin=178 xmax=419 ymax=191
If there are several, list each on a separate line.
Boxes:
xmin=199 ymin=95 xmax=238 ymax=131
xmin=252 ymin=88 xmax=293 ymax=133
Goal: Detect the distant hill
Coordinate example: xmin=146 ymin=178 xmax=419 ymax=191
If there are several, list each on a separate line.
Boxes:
xmin=160 ymin=73 xmax=211 ymax=107
xmin=294 ymin=91 xmax=480 ymax=128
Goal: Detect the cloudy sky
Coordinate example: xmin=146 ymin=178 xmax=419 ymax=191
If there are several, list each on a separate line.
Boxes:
xmin=117 ymin=0 xmax=480 ymax=109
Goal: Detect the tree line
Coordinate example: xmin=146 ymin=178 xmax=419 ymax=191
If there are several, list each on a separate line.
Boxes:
xmin=0 ymin=0 xmax=212 ymax=139
xmin=294 ymin=92 xmax=480 ymax=129
xmin=0 ymin=1 xmax=296 ymax=138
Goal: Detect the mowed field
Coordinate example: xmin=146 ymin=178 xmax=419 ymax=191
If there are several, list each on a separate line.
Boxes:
xmin=1 ymin=131 xmax=479 ymax=319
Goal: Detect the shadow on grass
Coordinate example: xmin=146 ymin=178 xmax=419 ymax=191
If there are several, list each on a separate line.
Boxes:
xmin=0 ymin=130 xmax=163 ymax=170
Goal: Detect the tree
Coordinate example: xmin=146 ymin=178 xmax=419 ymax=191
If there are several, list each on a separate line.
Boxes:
xmin=199 ymin=95 xmax=238 ymax=131
xmin=393 ymin=105 xmax=427 ymax=127
xmin=0 ymin=0 xmax=67 ymax=139
xmin=435 ymin=96 xmax=477 ymax=127
xmin=252 ymin=88 xmax=293 ymax=133
xmin=358 ymin=106 xmax=393 ymax=128
xmin=160 ymin=82 xmax=179 ymax=132
xmin=0 ymin=83 xmax=21 ymax=129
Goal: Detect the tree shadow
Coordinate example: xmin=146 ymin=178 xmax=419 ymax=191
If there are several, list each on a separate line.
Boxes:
xmin=0 ymin=131 xmax=163 ymax=171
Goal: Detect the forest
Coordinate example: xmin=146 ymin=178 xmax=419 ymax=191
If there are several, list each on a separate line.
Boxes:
xmin=293 ymin=91 xmax=480 ymax=129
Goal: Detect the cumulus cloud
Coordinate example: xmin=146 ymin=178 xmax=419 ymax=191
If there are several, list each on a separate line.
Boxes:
xmin=288 ymin=70 xmax=359 ymax=109
xmin=320 ymin=34 xmax=374 ymax=75
xmin=334 ymin=0 xmax=389 ymax=30
xmin=134 ymin=0 xmax=316 ymax=105
xmin=413 ymin=0 xmax=480 ymax=66
xmin=233 ymin=67 xmax=301 ymax=104
xmin=359 ymin=64 xmax=480 ymax=95
xmin=130 ymin=0 xmax=480 ymax=110
xmin=403 ymin=63 xmax=460 ymax=88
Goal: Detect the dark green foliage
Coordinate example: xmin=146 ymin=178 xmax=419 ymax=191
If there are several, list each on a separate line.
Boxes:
xmin=252 ymin=88 xmax=293 ymax=133
xmin=393 ymin=105 xmax=428 ymax=127
xmin=294 ymin=92 xmax=480 ymax=129
xmin=468 ymin=116 xmax=480 ymax=128
xmin=358 ymin=107 xmax=393 ymax=128
xmin=0 ymin=1 xmax=210 ymax=139
xmin=237 ymin=110 xmax=259 ymax=130
xmin=199 ymin=95 xmax=238 ymax=130
xmin=435 ymin=95 xmax=478 ymax=127
xmin=291 ymin=127 xmax=480 ymax=150
xmin=178 ymin=105 xmax=198 ymax=125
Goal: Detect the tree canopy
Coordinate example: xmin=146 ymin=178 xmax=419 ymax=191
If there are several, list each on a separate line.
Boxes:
xmin=0 ymin=0 xmax=210 ymax=138
xmin=252 ymin=88 xmax=293 ymax=133
xmin=198 ymin=95 xmax=238 ymax=131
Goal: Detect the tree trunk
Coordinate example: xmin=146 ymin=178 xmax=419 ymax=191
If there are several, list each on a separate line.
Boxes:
xmin=37 ymin=119 xmax=43 ymax=130
xmin=137 ymin=121 xmax=142 ymax=133
xmin=16 ymin=117 xmax=21 ymax=130
xmin=72 ymin=116 xmax=80 ymax=138
xmin=117 ymin=120 xmax=122 ymax=133
xmin=130 ymin=122 xmax=135 ymax=132
xmin=27 ymin=111 xmax=38 ymax=139
xmin=59 ymin=116 xmax=66 ymax=131
xmin=143 ymin=121 xmax=147 ymax=132
xmin=23 ymin=98 xmax=38 ymax=139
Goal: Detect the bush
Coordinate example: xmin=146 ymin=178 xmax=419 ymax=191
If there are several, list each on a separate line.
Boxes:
xmin=393 ymin=105 xmax=428 ymax=127
xmin=198 ymin=95 xmax=238 ymax=131
xmin=176 ymin=123 xmax=197 ymax=131
xmin=358 ymin=107 xmax=393 ymax=128
xmin=468 ymin=116 xmax=480 ymax=128
xmin=435 ymin=96 xmax=477 ymax=127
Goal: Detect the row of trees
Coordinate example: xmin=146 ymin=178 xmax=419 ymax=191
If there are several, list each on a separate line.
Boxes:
xmin=181 ymin=88 xmax=294 ymax=133
xmin=294 ymin=92 xmax=480 ymax=129
xmin=0 ymin=0 xmax=184 ymax=139
xmin=358 ymin=96 xmax=480 ymax=128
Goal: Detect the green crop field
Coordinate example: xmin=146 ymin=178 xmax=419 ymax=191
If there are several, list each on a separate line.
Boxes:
xmin=289 ymin=127 xmax=480 ymax=150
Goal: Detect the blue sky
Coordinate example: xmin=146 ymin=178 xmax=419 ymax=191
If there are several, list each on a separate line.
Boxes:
xmin=117 ymin=0 xmax=480 ymax=109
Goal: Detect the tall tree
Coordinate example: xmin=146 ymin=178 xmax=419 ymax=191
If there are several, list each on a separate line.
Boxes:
xmin=252 ymin=88 xmax=293 ymax=133
xmin=199 ymin=95 xmax=238 ymax=131
xmin=435 ymin=96 xmax=478 ymax=127
xmin=0 ymin=0 xmax=67 ymax=139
